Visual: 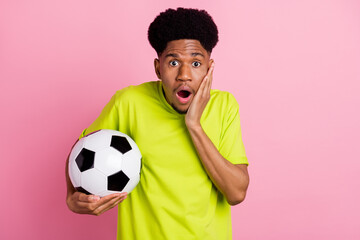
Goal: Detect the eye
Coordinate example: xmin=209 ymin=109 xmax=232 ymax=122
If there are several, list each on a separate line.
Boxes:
xmin=169 ymin=60 xmax=179 ymax=67
xmin=192 ymin=61 xmax=201 ymax=67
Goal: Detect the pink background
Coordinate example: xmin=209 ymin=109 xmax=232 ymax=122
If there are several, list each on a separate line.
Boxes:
xmin=1 ymin=0 xmax=359 ymax=239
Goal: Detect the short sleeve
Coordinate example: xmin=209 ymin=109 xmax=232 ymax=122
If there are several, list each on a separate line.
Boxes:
xmin=80 ymin=93 xmax=119 ymax=138
xmin=218 ymin=94 xmax=248 ymax=165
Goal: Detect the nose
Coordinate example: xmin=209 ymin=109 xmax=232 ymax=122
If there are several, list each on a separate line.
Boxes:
xmin=177 ymin=64 xmax=192 ymax=82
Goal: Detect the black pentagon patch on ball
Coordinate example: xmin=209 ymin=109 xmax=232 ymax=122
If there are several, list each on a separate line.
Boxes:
xmin=75 ymin=148 xmax=95 ymax=172
xmin=76 ymin=187 xmax=91 ymax=195
xmin=110 ymin=135 xmax=132 ymax=154
xmin=107 ymin=171 xmax=130 ymax=191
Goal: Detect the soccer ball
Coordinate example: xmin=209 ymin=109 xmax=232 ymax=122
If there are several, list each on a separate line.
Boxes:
xmin=68 ymin=129 xmax=142 ymax=197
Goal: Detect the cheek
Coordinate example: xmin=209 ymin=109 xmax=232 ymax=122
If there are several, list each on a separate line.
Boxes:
xmin=160 ymin=65 xmax=175 ymax=80
xmin=193 ymin=67 xmax=207 ymax=82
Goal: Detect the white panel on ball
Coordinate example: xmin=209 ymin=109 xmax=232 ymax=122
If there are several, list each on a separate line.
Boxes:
xmin=97 ymin=190 xmax=113 ymax=197
xmin=122 ymin=174 xmax=140 ymax=193
xmin=122 ymin=149 xmax=141 ymax=177
xmin=94 ymin=148 xmax=123 ymax=176
xmin=69 ymin=161 xmax=81 ymax=187
xmin=81 ymin=169 xmax=107 ymax=196
xmin=83 ymin=130 xmax=112 ymax=152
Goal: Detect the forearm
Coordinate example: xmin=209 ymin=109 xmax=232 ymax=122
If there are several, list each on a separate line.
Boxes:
xmin=187 ymin=124 xmax=249 ymax=205
xmin=65 ymin=155 xmax=76 ymax=198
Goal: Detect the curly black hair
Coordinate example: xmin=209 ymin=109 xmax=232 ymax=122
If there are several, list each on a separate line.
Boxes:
xmin=148 ymin=8 xmax=219 ymax=55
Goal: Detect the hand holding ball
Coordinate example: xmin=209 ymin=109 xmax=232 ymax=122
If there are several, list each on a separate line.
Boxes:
xmin=68 ymin=129 xmax=142 ymax=197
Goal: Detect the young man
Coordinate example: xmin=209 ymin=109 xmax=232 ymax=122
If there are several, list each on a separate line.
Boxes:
xmin=66 ymin=8 xmax=249 ymax=239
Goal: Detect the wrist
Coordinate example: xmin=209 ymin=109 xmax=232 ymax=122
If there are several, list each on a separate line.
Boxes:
xmin=185 ymin=121 xmax=203 ymax=133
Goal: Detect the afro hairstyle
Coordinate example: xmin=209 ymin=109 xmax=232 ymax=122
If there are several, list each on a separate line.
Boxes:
xmin=148 ymin=8 xmax=219 ymax=55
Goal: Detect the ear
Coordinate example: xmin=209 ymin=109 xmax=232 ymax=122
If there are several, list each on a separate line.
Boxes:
xmin=154 ymin=58 xmax=161 ymax=79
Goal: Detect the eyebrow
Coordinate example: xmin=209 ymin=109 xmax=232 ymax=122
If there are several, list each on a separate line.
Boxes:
xmin=191 ymin=52 xmax=205 ymax=58
xmin=164 ymin=52 xmax=205 ymax=58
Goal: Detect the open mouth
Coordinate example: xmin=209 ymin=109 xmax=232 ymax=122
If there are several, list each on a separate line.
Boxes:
xmin=177 ymin=90 xmax=191 ymax=98
xmin=175 ymin=88 xmax=192 ymax=104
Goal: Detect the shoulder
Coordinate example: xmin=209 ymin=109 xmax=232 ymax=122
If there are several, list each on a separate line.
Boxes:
xmin=209 ymin=89 xmax=239 ymax=110
xmin=112 ymin=81 xmax=160 ymax=103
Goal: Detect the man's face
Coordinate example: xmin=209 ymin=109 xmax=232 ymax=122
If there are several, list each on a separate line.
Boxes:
xmin=154 ymin=39 xmax=213 ymax=114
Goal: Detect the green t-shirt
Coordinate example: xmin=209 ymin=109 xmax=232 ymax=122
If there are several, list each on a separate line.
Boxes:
xmin=81 ymin=81 xmax=248 ymax=240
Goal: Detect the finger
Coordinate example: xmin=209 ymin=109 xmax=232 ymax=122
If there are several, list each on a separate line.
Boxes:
xmin=202 ymin=77 xmax=210 ymax=98
xmin=202 ymin=73 xmax=213 ymax=98
xmin=75 ymin=200 xmax=100 ymax=210
xmin=202 ymin=63 xmax=214 ymax=97
xmin=196 ymin=75 xmax=208 ymax=97
xmin=75 ymin=193 xmax=125 ymax=214
xmin=200 ymin=62 xmax=213 ymax=88
xmin=193 ymin=79 xmax=206 ymax=102
xmin=76 ymin=194 xmax=124 ymax=208
xmin=209 ymin=62 xmax=214 ymax=81
xmin=203 ymin=74 xmax=212 ymax=97
xmin=206 ymin=62 xmax=215 ymax=79
xmin=77 ymin=192 xmax=100 ymax=203
xmin=94 ymin=192 xmax=127 ymax=208
xmin=93 ymin=194 xmax=127 ymax=215
xmin=101 ymin=195 xmax=128 ymax=213
xmin=206 ymin=63 xmax=214 ymax=89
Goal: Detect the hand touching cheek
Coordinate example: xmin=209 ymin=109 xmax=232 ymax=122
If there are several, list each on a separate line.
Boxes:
xmin=185 ymin=62 xmax=215 ymax=129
